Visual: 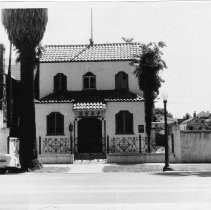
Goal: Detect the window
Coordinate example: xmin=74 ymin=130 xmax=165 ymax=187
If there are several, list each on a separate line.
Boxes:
xmin=47 ymin=112 xmax=64 ymax=135
xmin=115 ymin=72 xmax=128 ymax=90
xmin=54 ymin=73 xmax=67 ymax=91
xmin=83 ymin=72 xmax=96 ymax=89
xmin=115 ymin=110 xmax=133 ymax=134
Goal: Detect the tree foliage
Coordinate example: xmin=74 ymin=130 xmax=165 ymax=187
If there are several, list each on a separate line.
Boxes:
xmin=153 ymin=107 xmax=173 ymax=122
xmin=2 ymin=9 xmax=48 ymax=171
xmin=132 ymin=42 xmax=167 ymax=152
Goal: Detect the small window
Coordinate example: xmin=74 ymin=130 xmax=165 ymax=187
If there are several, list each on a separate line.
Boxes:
xmin=47 ymin=112 xmax=64 ymax=135
xmin=115 ymin=72 xmax=128 ymax=90
xmin=54 ymin=73 xmax=67 ymax=91
xmin=115 ymin=110 xmax=133 ymax=134
xmin=83 ymin=72 xmax=96 ymax=89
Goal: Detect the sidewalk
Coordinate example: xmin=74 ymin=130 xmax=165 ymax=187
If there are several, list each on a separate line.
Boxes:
xmin=40 ymin=162 xmax=211 ymax=173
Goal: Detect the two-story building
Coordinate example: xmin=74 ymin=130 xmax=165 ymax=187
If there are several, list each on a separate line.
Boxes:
xmin=35 ymin=42 xmax=146 ymax=160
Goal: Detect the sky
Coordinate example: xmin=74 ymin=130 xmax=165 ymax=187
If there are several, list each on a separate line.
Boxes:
xmin=0 ymin=1 xmax=211 ymax=118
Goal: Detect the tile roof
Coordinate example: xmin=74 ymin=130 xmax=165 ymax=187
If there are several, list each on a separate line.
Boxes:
xmin=73 ymin=102 xmax=106 ymax=110
xmin=38 ymin=90 xmax=144 ymax=103
xmin=40 ymin=42 xmax=141 ymax=63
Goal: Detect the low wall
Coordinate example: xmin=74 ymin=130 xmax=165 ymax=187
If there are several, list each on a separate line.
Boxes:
xmin=180 ymin=130 xmax=211 ymax=163
xmin=0 ymin=128 xmax=9 ymax=154
xmin=107 ymin=153 xmax=177 ymax=164
xmin=38 ymin=154 xmax=74 ymax=164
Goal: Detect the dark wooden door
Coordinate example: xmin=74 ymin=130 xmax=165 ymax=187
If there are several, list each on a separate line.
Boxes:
xmin=78 ymin=118 xmax=102 ymax=153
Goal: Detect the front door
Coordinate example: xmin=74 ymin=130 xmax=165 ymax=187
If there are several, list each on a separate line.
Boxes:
xmin=78 ymin=118 xmax=102 ymax=153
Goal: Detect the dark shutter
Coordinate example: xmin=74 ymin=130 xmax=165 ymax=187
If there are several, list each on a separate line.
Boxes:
xmin=115 ymin=72 xmax=128 ymax=90
xmin=47 ymin=113 xmax=56 ymax=134
xmin=115 ymin=111 xmax=133 ymax=134
xmin=54 ymin=73 xmax=67 ymax=91
xmin=56 ymin=113 xmax=64 ymax=134
xmin=90 ymin=77 xmax=96 ymax=89
xmin=47 ymin=112 xmax=64 ymax=135
xmin=116 ymin=112 xmax=124 ymax=133
xmin=125 ymin=111 xmax=133 ymax=133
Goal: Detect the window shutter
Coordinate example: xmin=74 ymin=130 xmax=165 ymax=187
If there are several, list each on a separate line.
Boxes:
xmin=125 ymin=111 xmax=133 ymax=133
xmin=56 ymin=113 xmax=64 ymax=134
xmin=47 ymin=113 xmax=56 ymax=134
xmin=115 ymin=72 xmax=128 ymax=90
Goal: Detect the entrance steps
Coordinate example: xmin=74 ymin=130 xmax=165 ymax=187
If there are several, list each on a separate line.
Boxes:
xmin=74 ymin=153 xmax=106 ymax=161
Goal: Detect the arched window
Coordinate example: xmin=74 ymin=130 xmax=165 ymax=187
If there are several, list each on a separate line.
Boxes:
xmin=47 ymin=112 xmax=64 ymax=135
xmin=115 ymin=72 xmax=128 ymax=90
xmin=54 ymin=73 xmax=67 ymax=91
xmin=83 ymin=72 xmax=96 ymax=90
xmin=115 ymin=110 xmax=133 ymax=134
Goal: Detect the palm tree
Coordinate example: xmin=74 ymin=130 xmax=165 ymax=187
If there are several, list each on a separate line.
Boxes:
xmin=2 ymin=9 xmax=48 ymax=171
xmin=132 ymin=42 xmax=167 ymax=153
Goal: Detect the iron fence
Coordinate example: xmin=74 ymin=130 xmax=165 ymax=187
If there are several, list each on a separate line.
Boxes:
xmin=109 ymin=135 xmax=166 ymax=154
xmin=41 ymin=137 xmax=71 ymax=154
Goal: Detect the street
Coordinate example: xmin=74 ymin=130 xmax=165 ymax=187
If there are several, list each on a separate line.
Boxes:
xmin=1 ymin=171 xmax=211 ymax=209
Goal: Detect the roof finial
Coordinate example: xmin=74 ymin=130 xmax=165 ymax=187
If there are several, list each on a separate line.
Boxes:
xmin=89 ymin=8 xmax=94 ymax=46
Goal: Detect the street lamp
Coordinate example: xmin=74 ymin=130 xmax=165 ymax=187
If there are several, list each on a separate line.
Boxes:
xmin=162 ymin=93 xmax=172 ymax=171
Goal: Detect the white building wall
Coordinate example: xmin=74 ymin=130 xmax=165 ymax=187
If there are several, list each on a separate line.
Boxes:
xmin=35 ymin=103 xmax=75 ymax=138
xmin=39 ymin=61 xmax=141 ymax=98
xmin=105 ymin=101 xmax=145 ymax=145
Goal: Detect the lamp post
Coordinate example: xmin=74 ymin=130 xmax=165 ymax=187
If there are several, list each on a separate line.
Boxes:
xmin=162 ymin=93 xmax=172 ymax=171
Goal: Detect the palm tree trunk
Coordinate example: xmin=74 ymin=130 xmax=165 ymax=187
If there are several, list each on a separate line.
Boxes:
xmin=144 ymin=91 xmax=154 ymax=153
xmin=18 ymin=49 xmax=42 ymax=171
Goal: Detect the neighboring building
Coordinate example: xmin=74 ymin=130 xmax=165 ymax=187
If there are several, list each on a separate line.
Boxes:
xmin=179 ymin=116 xmax=211 ymax=131
xmin=35 ymin=42 xmax=146 ymax=157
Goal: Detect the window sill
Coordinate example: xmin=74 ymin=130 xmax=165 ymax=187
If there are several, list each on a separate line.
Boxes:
xmin=115 ymin=132 xmax=134 ymax=135
xmin=46 ymin=133 xmax=65 ymax=136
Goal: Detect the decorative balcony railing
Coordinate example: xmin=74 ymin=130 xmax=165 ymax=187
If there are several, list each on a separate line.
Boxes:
xmin=41 ymin=137 xmax=72 ymax=154
xmin=109 ymin=135 xmax=165 ymax=154
xmin=111 ymin=136 xmax=140 ymax=153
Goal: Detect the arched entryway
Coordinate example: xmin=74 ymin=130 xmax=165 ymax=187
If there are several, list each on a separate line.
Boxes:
xmin=78 ymin=118 xmax=102 ymax=153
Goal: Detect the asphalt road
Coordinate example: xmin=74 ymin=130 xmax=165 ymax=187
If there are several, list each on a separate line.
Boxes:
xmin=1 ymin=171 xmax=211 ymax=210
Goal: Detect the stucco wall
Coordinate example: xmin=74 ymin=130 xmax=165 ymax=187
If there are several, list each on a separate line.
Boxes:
xmin=35 ymin=103 xmax=74 ymax=138
xmin=172 ymin=126 xmax=211 ymax=163
xmin=39 ymin=61 xmax=141 ymax=98
xmin=105 ymin=101 xmax=145 ymax=152
xmin=180 ymin=130 xmax=211 ymax=162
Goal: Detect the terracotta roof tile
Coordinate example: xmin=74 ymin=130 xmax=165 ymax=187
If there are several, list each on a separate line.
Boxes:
xmin=38 ymin=90 xmax=144 ymax=103
xmin=40 ymin=42 xmax=141 ymax=63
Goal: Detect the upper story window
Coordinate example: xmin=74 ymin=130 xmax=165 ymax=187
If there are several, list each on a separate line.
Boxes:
xmin=54 ymin=73 xmax=67 ymax=91
xmin=115 ymin=110 xmax=133 ymax=134
xmin=47 ymin=112 xmax=64 ymax=135
xmin=83 ymin=72 xmax=96 ymax=90
xmin=115 ymin=71 xmax=128 ymax=90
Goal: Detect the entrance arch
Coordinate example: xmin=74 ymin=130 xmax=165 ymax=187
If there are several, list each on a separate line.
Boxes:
xmin=78 ymin=118 xmax=102 ymax=153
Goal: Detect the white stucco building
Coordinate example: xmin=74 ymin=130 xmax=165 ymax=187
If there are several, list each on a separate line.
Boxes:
xmin=35 ymin=42 xmax=146 ymax=160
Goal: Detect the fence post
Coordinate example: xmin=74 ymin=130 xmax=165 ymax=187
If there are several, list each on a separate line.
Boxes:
xmin=139 ymin=135 xmax=142 ymax=153
xmin=106 ymin=135 xmax=109 ymax=154
xmin=7 ymin=136 xmax=10 ymax=154
xmin=171 ymin=133 xmax=174 ymax=153
xmin=70 ymin=135 xmax=73 ymax=154
xmin=39 ymin=136 xmax=41 ymax=155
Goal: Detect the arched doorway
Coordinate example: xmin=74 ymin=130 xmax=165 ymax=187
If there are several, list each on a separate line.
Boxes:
xmin=78 ymin=118 xmax=102 ymax=153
